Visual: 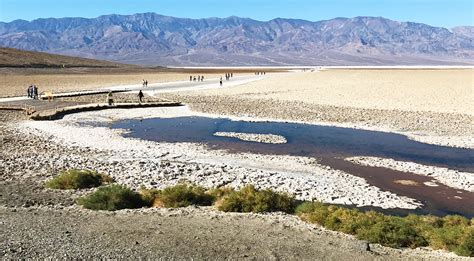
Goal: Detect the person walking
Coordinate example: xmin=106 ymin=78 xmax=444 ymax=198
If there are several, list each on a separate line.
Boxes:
xmin=220 ymin=77 xmax=223 ymax=87
xmin=27 ymin=85 xmax=32 ymax=98
xmin=107 ymin=91 xmax=114 ymax=106
xmin=33 ymin=85 xmax=38 ymax=100
xmin=145 ymin=80 xmax=148 ymax=87
xmin=201 ymin=75 xmax=204 ymax=82
xmin=138 ymin=90 xmax=144 ymax=103
xmin=190 ymin=75 xmax=192 ymax=81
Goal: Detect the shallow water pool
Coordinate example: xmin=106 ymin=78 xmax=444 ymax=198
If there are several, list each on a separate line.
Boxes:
xmin=112 ymin=116 xmax=474 ymax=217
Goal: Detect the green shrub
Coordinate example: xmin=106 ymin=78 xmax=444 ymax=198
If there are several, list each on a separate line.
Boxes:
xmin=296 ymin=202 xmax=427 ymax=249
xmin=77 ymin=184 xmax=146 ymax=211
xmin=138 ymin=186 xmax=159 ymax=207
xmin=326 ymin=208 xmax=376 ymax=235
xmin=357 ymin=216 xmax=427 ymax=248
xmin=142 ymin=184 xmax=215 ymax=208
xmin=455 ymin=228 xmax=474 ymax=257
xmin=218 ymin=185 xmax=295 ymax=213
xmin=293 ymin=198 xmax=474 ymax=256
xmin=442 ymin=215 xmax=469 ymax=227
xmin=295 ymin=202 xmax=331 ymax=225
xmin=45 ymin=169 xmax=113 ymax=189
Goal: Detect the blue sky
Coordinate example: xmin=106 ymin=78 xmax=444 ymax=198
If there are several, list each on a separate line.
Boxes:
xmin=0 ymin=0 xmax=472 ymax=28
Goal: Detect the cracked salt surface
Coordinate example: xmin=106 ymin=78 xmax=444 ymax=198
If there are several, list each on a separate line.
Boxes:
xmin=213 ymin=132 xmax=287 ymax=144
xmin=347 ymin=156 xmax=474 ymax=192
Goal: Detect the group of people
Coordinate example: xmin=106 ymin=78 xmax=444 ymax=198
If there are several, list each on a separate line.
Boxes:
xmin=106 ymin=90 xmax=145 ymax=105
xmin=219 ymin=73 xmax=234 ymax=86
xmin=255 ymin=72 xmax=266 ymax=75
xmin=27 ymin=85 xmax=39 ymax=99
xmin=142 ymin=79 xmax=149 ymax=87
xmin=224 ymin=73 xmax=233 ymax=80
xmin=190 ymin=75 xmax=205 ymax=82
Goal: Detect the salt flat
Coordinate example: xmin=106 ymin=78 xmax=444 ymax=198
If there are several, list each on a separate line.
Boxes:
xmin=197 ymin=69 xmax=474 ymax=115
xmin=163 ymin=69 xmax=473 ymax=148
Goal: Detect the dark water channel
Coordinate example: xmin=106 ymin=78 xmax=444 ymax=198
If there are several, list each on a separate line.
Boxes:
xmin=111 ymin=116 xmax=474 ymax=217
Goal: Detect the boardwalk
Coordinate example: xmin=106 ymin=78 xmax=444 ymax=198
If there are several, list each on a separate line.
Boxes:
xmin=0 ymin=75 xmax=263 ymax=119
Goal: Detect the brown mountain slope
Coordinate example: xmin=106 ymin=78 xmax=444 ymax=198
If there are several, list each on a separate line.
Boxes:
xmin=0 ymin=47 xmax=132 ymax=68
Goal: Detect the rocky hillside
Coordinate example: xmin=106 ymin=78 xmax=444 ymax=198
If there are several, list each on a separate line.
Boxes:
xmin=0 ymin=47 xmax=131 ymax=68
xmin=0 ymin=13 xmax=472 ymax=65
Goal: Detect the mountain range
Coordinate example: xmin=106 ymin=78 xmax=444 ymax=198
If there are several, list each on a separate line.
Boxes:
xmin=0 ymin=13 xmax=473 ymax=66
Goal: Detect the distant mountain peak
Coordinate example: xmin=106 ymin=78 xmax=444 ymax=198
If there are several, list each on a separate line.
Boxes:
xmin=0 ymin=13 xmax=472 ymax=66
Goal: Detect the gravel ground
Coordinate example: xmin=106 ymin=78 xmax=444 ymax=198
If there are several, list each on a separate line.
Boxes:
xmin=1 ymin=205 xmax=468 ymax=260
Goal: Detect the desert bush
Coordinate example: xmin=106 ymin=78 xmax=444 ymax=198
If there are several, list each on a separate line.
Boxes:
xmin=357 ymin=216 xmax=427 ymax=248
xmin=442 ymin=215 xmax=469 ymax=227
xmin=46 ymin=169 xmax=113 ymax=189
xmin=141 ymin=184 xmax=215 ymax=208
xmin=77 ymin=184 xmax=146 ymax=211
xmin=424 ymin=216 xmax=470 ymax=253
xmin=138 ymin=186 xmax=159 ymax=207
xmin=217 ymin=185 xmax=295 ymax=213
xmin=294 ymin=201 xmax=474 ymax=255
xmin=296 ymin=202 xmax=333 ymax=225
xmin=326 ymin=208 xmax=376 ymax=234
xmin=455 ymin=228 xmax=474 ymax=257
xmin=296 ymin=202 xmax=427 ymax=248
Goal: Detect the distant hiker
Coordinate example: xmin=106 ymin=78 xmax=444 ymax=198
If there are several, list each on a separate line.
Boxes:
xmin=201 ymin=75 xmax=204 ymax=81
xmin=142 ymin=79 xmax=146 ymax=87
xmin=138 ymin=90 xmax=144 ymax=103
xmin=33 ymin=85 xmax=38 ymax=100
xmin=231 ymin=73 xmax=233 ymax=78
xmin=220 ymin=77 xmax=223 ymax=86
xmin=190 ymin=75 xmax=192 ymax=81
xmin=193 ymin=76 xmax=197 ymax=81
xmin=107 ymin=91 xmax=114 ymax=106
xmin=145 ymin=80 xmax=148 ymax=87
xmin=27 ymin=85 xmax=32 ymax=98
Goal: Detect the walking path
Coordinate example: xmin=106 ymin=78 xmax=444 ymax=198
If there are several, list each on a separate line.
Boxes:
xmin=0 ymin=75 xmax=265 ymax=119
xmin=0 ymin=75 xmax=265 ymax=103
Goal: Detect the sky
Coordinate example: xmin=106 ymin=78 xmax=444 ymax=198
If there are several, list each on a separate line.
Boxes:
xmin=0 ymin=0 xmax=472 ymax=28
